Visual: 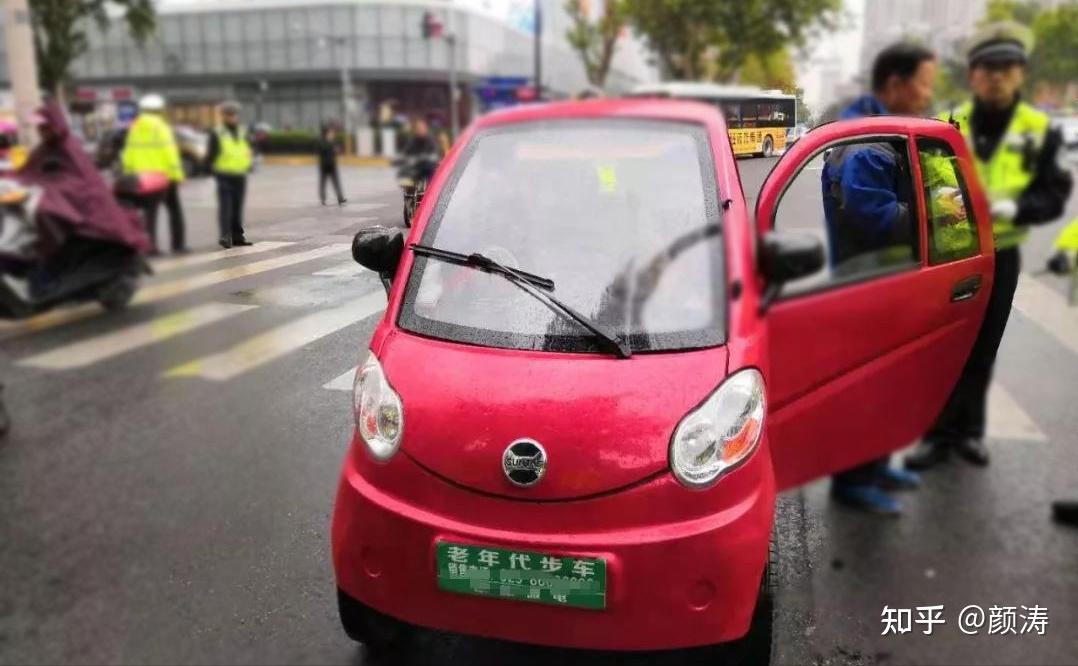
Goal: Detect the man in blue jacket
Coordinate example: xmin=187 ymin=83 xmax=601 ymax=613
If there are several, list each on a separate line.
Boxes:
xmin=826 ymin=42 xmax=938 ymax=514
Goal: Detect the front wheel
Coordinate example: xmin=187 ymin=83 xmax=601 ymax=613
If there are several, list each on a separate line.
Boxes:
xmin=718 ymin=539 xmax=775 ymax=665
xmin=761 ymin=136 xmax=775 ymax=158
xmin=338 ymin=589 xmax=411 ymax=657
xmin=97 ymin=274 xmax=138 ymax=311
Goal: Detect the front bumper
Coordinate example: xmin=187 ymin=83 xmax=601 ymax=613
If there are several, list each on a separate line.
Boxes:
xmin=331 ymin=435 xmax=775 ymax=651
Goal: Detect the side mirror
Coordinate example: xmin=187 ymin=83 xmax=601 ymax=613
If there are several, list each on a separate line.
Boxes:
xmin=759 ymin=230 xmax=825 ymax=312
xmin=353 ymin=226 xmax=404 ymax=291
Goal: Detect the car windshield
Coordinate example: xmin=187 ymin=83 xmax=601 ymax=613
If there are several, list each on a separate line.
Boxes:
xmin=398 ymin=119 xmax=726 ymax=354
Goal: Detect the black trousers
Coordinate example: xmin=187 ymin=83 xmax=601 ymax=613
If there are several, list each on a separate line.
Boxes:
xmin=319 ymin=164 xmax=344 ymax=203
xmin=144 ymin=182 xmax=186 ymax=252
xmin=215 ymin=174 xmax=248 ymax=243
xmin=926 ymin=247 xmax=1022 ymax=443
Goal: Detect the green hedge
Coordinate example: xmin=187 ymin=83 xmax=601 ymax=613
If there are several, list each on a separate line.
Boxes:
xmin=258 ymin=130 xmax=343 ymax=155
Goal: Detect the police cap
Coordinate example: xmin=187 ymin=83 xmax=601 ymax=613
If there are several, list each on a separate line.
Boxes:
xmin=967 ymin=21 xmax=1034 ymax=67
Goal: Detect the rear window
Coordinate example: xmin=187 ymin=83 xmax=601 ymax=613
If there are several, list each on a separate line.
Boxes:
xmin=398 ymin=119 xmax=726 ymax=354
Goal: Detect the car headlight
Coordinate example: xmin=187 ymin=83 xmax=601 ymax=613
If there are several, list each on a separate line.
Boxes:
xmin=354 ymin=354 xmax=404 ymax=461
xmin=670 ymin=368 xmax=765 ymax=488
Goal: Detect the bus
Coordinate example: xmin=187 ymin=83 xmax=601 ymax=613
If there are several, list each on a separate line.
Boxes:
xmin=629 ymin=82 xmax=796 ymax=158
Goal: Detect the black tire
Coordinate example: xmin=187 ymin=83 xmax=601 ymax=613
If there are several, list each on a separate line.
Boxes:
xmin=0 ymin=395 xmax=10 ymax=439
xmin=337 ymin=588 xmax=410 ymax=657
xmin=761 ymin=136 xmax=775 ymax=158
xmin=97 ymin=274 xmax=138 ymax=312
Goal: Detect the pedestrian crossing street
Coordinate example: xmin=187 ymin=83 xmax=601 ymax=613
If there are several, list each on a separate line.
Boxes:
xmin=3 ymin=238 xmax=1075 ymax=445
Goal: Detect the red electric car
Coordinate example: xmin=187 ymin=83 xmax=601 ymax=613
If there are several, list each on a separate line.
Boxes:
xmin=334 ymin=99 xmax=993 ymax=659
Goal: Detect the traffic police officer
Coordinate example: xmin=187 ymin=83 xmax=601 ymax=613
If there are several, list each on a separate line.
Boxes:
xmin=121 ymin=93 xmax=187 ymax=255
xmin=205 ymin=101 xmax=254 ymax=249
xmin=906 ymin=22 xmax=1074 ymax=470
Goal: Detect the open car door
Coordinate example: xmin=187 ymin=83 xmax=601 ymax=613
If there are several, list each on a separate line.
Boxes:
xmin=757 ymin=117 xmax=994 ymax=489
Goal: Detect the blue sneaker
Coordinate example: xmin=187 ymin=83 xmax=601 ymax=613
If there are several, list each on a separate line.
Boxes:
xmin=874 ymin=466 xmax=921 ymax=491
xmin=831 ymin=484 xmax=903 ymax=515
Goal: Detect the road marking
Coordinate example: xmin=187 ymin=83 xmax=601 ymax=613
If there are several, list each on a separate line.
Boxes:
xmin=17 ymin=302 xmax=257 ymax=370
xmin=0 ymin=244 xmax=349 ymax=338
xmin=1013 ymin=274 xmax=1078 ymax=358
xmin=324 ymin=366 xmax=358 ymax=391
xmin=313 ymin=261 xmax=364 ymax=278
xmin=150 ymin=242 xmax=294 ymax=274
xmin=164 ymin=291 xmax=385 ymax=381
xmin=987 ymin=382 xmax=1047 ymax=442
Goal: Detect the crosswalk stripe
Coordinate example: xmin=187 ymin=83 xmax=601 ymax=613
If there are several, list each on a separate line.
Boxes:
xmin=0 ymin=244 xmax=350 ymax=339
xmin=313 ymin=261 xmax=364 ymax=278
xmin=150 ymin=242 xmax=294 ymax=274
xmin=164 ymin=291 xmax=385 ymax=382
xmin=17 ymin=302 xmax=257 ymax=370
xmin=1013 ymin=274 xmax=1078 ymax=358
xmin=987 ymin=382 xmax=1047 ymax=442
xmin=324 ymin=366 xmax=357 ymax=391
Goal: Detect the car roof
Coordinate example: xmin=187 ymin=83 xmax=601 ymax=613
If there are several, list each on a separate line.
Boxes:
xmin=472 ymin=98 xmax=726 ymax=131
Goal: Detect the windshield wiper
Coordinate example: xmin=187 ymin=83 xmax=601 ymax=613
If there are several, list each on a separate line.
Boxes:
xmin=410 ymin=243 xmax=631 ymax=359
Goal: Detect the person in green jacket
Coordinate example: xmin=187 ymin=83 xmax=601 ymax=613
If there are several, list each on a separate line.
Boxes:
xmin=121 ymin=93 xmax=187 ymax=255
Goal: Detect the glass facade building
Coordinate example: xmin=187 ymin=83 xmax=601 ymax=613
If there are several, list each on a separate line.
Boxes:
xmin=1 ymin=0 xmax=657 ymax=133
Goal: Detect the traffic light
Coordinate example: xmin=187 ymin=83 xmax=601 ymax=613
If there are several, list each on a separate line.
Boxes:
xmin=422 ymin=11 xmax=443 ymax=39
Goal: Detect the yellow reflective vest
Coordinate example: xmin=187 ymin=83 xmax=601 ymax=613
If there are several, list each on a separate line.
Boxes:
xmin=939 ymin=101 xmax=1050 ymax=250
xmin=1055 ymin=218 xmax=1078 ymax=252
xmin=213 ymin=126 xmax=252 ymax=176
xmin=121 ymin=113 xmax=184 ymax=182
xmin=919 ymin=151 xmax=979 ymax=261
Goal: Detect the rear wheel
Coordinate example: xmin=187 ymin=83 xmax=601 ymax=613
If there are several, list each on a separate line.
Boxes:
xmin=97 ymin=274 xmax=138 ymax=311
xmin=337 ymin=588 xmax=411 ymax=657
xmin=761 ymin=136 xmax=775 ymax=158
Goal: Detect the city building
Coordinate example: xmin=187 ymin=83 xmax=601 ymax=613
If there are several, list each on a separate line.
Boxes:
xmin=859 ymin=0 xmax=988 ymax=71
xmin=0 ymin=0 xmax=657 ymax=142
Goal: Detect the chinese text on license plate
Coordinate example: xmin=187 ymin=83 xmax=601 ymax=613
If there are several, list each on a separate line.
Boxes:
xmin=436 ymin=542 xmax=607 ymax=610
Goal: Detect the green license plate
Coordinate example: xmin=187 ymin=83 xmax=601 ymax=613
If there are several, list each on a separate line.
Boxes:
xmin=435 ymin=541 xmax=607 ymax=610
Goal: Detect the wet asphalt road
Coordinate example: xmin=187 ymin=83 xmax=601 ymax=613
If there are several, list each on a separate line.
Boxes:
xmin=1 ymin=156 xmax=1077 ymax=666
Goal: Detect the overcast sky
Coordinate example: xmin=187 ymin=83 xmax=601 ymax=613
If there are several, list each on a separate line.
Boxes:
xmin=796 ymin=0 xmax=866 ymax=114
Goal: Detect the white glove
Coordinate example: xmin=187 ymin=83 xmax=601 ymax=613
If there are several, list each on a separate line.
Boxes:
xmin=990 ymin=199 xmax=1018 ymax=221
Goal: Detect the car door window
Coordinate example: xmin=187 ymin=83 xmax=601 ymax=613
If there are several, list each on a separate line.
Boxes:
xmin=917 ymin=138 xmax=980 ymax=264
xmin=773 ymin=137 xmax=919 ymax=297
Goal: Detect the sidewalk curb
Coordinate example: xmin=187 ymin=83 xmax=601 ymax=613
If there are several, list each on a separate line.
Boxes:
xmin=261 ymin=155 xmax=391 ymax=168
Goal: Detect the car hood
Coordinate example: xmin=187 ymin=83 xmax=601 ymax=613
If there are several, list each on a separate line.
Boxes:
xmin=377 ymin=331 xmax=728 ymax=501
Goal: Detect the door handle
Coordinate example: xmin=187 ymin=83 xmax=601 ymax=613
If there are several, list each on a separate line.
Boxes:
xmin=951 ymin=275 xmax=982 ymax=302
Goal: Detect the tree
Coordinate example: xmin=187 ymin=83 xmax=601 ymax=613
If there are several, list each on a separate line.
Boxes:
xmin=624 ymin=0 xmax=839 ymax=82
xmin=30 ymin=0 xmax=156 ymax=97
xmin=737 ymin=47 xmax=796 ymax=91
xmin=565 ymin=0 xmax=628 ymax=89
xmin=982 ymin=0 xmax=1038 ymax=26
xmin=1029 ymin=3 xmax=1078 ymax=88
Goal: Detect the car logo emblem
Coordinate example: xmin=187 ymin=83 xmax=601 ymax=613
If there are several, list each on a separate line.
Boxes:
xmin=503 ymin=439 xmax=547 ymax=487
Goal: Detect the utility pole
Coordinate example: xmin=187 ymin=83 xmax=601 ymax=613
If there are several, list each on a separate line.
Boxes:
xmin=533 ymin=0 xmax=542 ymax=100
xmin=3 ymin=0 xmax=42 ymax=148
xmin=446 ymin=14 xmax=459 ymax=139
xmin=422 ymin=10 xmax=458 ymax=139
xmin=335 ymin=37 xmax=354 ymax=155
